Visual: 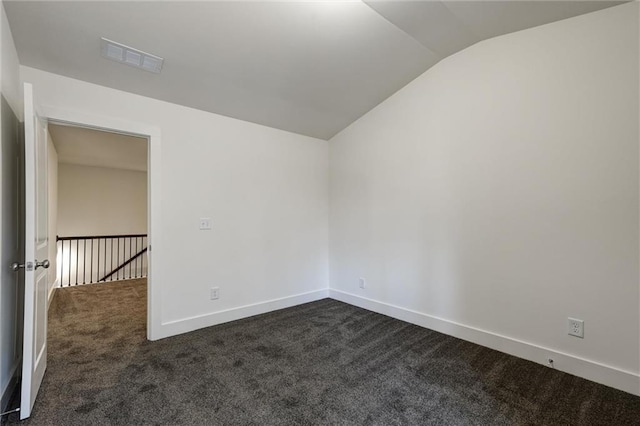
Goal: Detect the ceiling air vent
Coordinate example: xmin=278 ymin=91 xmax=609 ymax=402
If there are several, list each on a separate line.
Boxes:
xmin=100 ymin=37 xmax=164 ymax=74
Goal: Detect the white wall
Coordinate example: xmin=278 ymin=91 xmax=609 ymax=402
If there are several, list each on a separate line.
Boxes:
xmin=47 ymin=135 xmax=57 ymax=296
xmin=57 ymin=163 xmax=146 ymax=237
xmin=0 ymin=0 xmax=22 ymax=409
xmin=22 ymin=65 xmax=330 ymax=338
xmin=329 ymin=3 xmax=639 ymax=395
xmin=0 ymin=3 xmax=19 ymax=118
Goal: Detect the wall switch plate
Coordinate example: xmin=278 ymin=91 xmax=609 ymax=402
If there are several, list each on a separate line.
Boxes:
xmin=359 ymin=277 xmax=366 ymax=289
xmin=199 ymin=217 xmax=212 ymax=230
xmin=210 ymin=287 xmax=220 ymax=300
xmin=568 ymin=317 xmax=584 ymax=338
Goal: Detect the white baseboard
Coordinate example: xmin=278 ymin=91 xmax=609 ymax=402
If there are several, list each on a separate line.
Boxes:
xmin=146 ymin=286 xmax=638 ymax=395
xmin=47 ymin=278 xmax=58 ymax=308
xmin=157 ymin=289 xmax=330 ymax=340
xmin=329 ymin=289 xmax=640 ymax=396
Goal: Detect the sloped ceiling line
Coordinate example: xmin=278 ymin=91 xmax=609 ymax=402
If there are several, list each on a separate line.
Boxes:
xmin=364 ymin=0 xmax=480 ymax=59
xmin=5 ymin=1 xmax=626 ymax=140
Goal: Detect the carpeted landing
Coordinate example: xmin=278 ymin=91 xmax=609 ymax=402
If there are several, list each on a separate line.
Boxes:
xmin=6 ymin=279 xmax=640 ymax=425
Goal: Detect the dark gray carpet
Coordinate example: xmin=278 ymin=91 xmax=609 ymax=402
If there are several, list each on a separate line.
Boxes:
xmin=6 ymin=279 xmax=640 ymax=425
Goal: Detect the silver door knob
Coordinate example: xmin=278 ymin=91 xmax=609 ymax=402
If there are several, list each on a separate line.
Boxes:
xmin=35 ymin=259 xmax=50 ymax=269
xmin=10 ymin=262 xmax=25 ymax=272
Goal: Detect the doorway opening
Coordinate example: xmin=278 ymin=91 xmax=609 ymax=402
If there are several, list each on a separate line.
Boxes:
xmin=48 ymin=124 xmax=149 ymax=289
xmin=40 ymin=108 xmax=161 ymax=344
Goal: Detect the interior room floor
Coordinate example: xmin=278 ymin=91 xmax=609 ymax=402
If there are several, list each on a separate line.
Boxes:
xmin=6 ymin=279 xmax=639 ymax=425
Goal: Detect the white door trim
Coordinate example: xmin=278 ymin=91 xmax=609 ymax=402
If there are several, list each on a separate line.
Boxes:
xmin=40 ymin=105 xmax=163 ymax=340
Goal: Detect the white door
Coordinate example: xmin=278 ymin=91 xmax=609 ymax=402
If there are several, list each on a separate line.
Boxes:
xmin=19 ymin=82 xmax=49 ymax=419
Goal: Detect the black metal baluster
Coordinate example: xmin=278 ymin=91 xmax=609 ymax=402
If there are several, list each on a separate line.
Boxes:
xmin=122 ymin=238 xmax=125 ymax=280
xmin=81 ymin=239 xmax=84 ymax=284
xmin=74 ymin=240 xmax=78 ymax=285
xmin=82 ymin=239 xmax=86 ymax=284
xmin=68 ymin=240 xmax=72 ymax=286
xmin=60 ymin=239 xmax=64 ymax=286
xmin=97 ymin=238 xmax=100 ymax=284
xmin=118 ymin=238 xmax=121 ymax=280
xmin=123 ymin=237 xmax=127 ymax=280
xmin=90 ymin=239 xmax=94 ymax=283
xmin=110 ymin=238 xmax=114 ymax=282
xmin=136 ymin=237 xmax=142 ymax=278
xmin=111 ymin=239 xmax=118 ymax=281
xmin=129 ymin=237 xmax=132 ymax=279
xmin=118 ymin=237 xmax=120 ymax=280
xmin=134 ymin=237 xmax=137 ymax=278
xmin=114 ymin=237 xmax=117 ymax=281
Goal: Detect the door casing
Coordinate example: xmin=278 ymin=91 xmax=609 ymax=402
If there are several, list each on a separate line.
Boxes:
xmin=41 ymin=106 xmax=162 ymax=341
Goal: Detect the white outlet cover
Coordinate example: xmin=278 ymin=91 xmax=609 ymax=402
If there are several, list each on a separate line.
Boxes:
xmin=568 ymin=317 xmax=584 ymax=338
xmin=210 ymin=287 xmax=220 ymax=300
xmin=199 ymin=217 xmax=212 ymax=230
xmin=359 ymin=277 xmax=366 ymax=289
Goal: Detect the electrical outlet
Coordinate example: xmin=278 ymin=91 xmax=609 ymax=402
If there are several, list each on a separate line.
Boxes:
xmin=199 ymin=217 xmax=212 ymax=230
xmin=210 ymin=287 xmax=220 ymax=300
xmin=359 ymin=277 xmax=366 ymax=289
xmin=568 ymin=317 xmax=584 ymax=338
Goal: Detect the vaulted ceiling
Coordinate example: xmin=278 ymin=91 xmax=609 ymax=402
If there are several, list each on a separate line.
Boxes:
xmin=5 ymin=1 xmax=625 ymax=140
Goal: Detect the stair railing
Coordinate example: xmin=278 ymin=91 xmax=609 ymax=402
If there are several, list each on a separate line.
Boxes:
xmin=57 ymin=234 xmax=148 ymax=286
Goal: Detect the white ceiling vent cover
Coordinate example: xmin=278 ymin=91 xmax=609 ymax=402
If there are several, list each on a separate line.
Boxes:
xmin=100 ymin=37 xmax=163 ymax=73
